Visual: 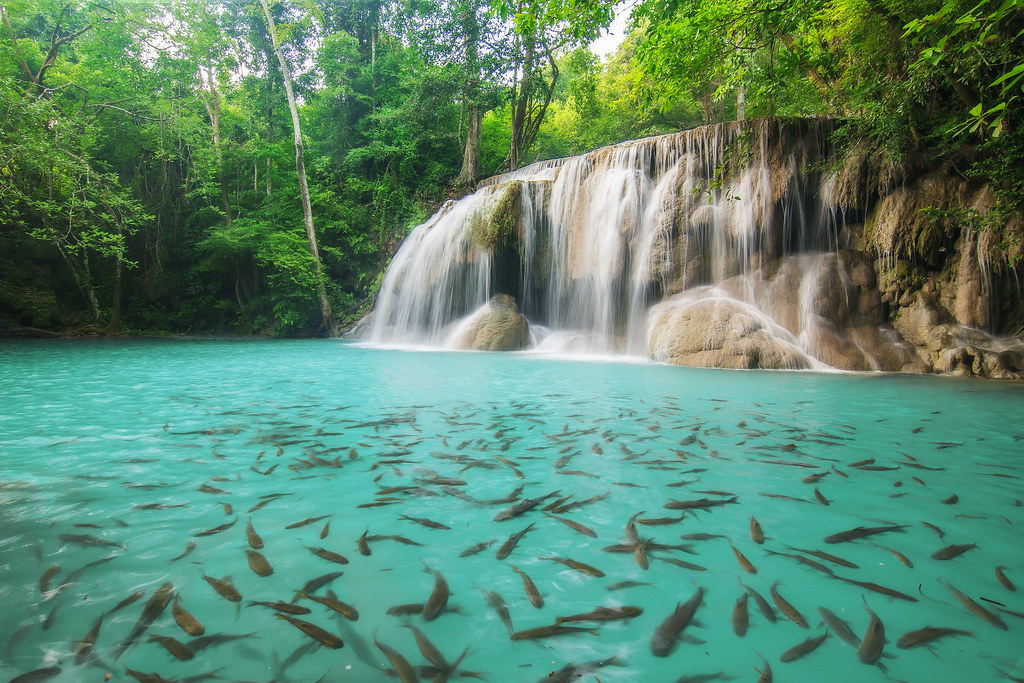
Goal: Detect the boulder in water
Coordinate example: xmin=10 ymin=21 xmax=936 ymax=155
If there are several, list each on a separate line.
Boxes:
xmin=450 ymin=294 xmax=531 ymax=352
xmin=648 ymin=291 xmax=812 ymax=370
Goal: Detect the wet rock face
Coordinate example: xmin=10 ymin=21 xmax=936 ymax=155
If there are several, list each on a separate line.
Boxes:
xmin=648 ymin=293 xmax=812 ymax=370
xmin=451 ymin=294 xmax=531 ymax=352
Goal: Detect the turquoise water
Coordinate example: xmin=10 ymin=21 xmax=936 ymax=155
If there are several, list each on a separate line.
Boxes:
xmin=1 ymin=339 xmax=1022 ymax=683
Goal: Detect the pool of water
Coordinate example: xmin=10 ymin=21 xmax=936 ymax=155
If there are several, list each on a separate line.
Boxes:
xmin=1 ymin=339 xmax=1022 ymax=682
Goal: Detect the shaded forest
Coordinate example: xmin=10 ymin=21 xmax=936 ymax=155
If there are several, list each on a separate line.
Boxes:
xmin=1 ymin=0 xmax=1020 ymax=336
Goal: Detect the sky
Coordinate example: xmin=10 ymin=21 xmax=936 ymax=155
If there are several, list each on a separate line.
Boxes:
xmin=589 ymin=1 xmax=635 ymax=60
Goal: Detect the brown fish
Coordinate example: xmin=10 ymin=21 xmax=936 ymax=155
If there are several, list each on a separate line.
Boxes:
xmin=496 ymin=523 xmax=535 ymax=560
xmin=542 ymin=555 xmax=605 ymax=577
xmin=544 ymin=512 xmax=597 ymax=537
xmin=285 ymin=514 xmax=331 ymax=529
xmin=246 ymin=518 xmax=263 ymax=550
xmin=945 ymin=581 xmax=1008 ymax=630
xmin=400 ymin=514 xmax=451 ymax=530
xmin=729 ymin=541 xmax=757 ymax=574
xmin=307 ymin=546 xmax=349 ymax=565
xmin=750 ymin=516 xmax=764 ymax=544
xmin=276 ymin=614 xmax=344 ymax=648
xmin=931 ymin=543 xmax=977 ymax=560
xmin=732 ymin=592 xmax=749 ymax=637
xmin=196 ymin=518 xmax=236 ymax=537
xmin=555 ymin=606 xmax=643 ymax=623
xmin=114 ymin=581 xmax=174 ymax=659
xmin=300 ymin=571 xmax=344 ymax=595
xmin=511 ymin=623 xmax=598 ymax=640
xmin=203 ymin=575 xmax=241 ymax=602
xmin=857 ymin=602 xmax=885 ymax=665
xmin=650 ymin=586 xmax=703 ymax=656
xmin=148 ymin=634 xmax=195 ymax=661
xmin=818 ymin=607 xmax=859 ymax=647
xmin=824 ymin=525 xmax=907 ymax=544
xmin=296 ymin=589 xmax=358 ymax=621
xmin=172 ymin=596 xmax=205 ymax=636
xmin=780 ymin=630 xmax=828 ymax=662
xmin=375 ymin=637 xmax=419 ymax=682
xmin=245 ymin=549 xmax=273 ymax=577
xmin=247 ymin=600 xmax=311 ymax=615
xmin=995 ymin=566 xmax=1016 ymax=591
xmin=422 ymin=566 xmax=449 ymax=621
xmin=73 ymin=614 xmax=104 ymax=664
xmin=770 ymin=582 xmax=807 ymax=628
xmin=480 ymin=589 xmax=514 ymax=634
xmin=896 ymin=626 xmax=972 ymax=649
xmin=510 ymin=565 xmax=543 ymax=608
xmin=39 ymin=566 xmax=61 ymax=594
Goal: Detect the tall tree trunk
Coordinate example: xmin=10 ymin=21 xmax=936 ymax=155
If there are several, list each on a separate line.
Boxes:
xmin=259 ymin=0 xmax=337 ymax=336
xmin=108 ymin=247 xmax=123 ymax=334
xmin=455 ymin=108 xmax=481 ymax=187
xmin=199 ymin=62 xmax=232 ymax=229
xmin=454 ymin=2 xmax=481 ymax=187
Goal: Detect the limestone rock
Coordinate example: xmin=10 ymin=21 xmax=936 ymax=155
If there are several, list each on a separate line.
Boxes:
xmin=450 ymin=294 xmax=531 ymax=352
xmin=648 ymin=292 xmax=811 ymax=370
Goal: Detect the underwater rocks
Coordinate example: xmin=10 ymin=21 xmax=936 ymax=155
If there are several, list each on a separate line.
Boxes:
xmin=450 ymin=294 xmax=531 ymax=351
xmin=648 ymin=292 xmax=812 ymax=370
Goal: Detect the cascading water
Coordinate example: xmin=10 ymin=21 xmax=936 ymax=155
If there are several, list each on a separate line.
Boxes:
xmin=361 ymin=118 xmax=969 ymax=372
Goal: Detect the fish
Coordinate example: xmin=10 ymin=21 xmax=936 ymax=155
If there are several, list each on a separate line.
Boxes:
xmin=203 ymin=575 xmax=241 ymax=602
xmin=538 ymin=655 xmax=625 ymax=683
xmin=732 ymin=592 xmax=749 ymax=637
xmin=114 ymin=581 xmax=174 ymax=659
xmin=813 ymin=488 xmax=831 ymax=505
xmin=187 ymin=631 xmax=255 ymax=652
xmin=729 ymin=541 xmax=757 ymax=574
xmin=944 ymin=581 xmax=1008 ymax=629
xmin=544 ymin=512 xmax=597 ymax=537
xmin=770 ymin=582 xmax=807 ymax=628
xmin=555 ymin=606 xmax=643 ymax=623
xmin=802 ymin=471 xmax=829 ymax=484
xmin=742 ymin=582 xmax=776 ymax=622
xmin=784 ymin=545 xmax=859 ymax=569
xmin=422 ymin=566 xmax=449 ymax=621
xmin=542 ymin=555 xmax=605 ymax=577
xmin=73 ymin=614 xmax=104 ymax=664
xmin=459 ymin=538 xmax=496 ymax=557
xmin=996 ymin=566 xmax=1016 ymax=591
xmin=375 ymin=637 xmax=419 ymax=682
xmin=198 ymin=483 xmax=229 ymax=495
xmin=823 ymin=525 xmax=907 ymax=544
xmin=818 ymin=607 xmax=859 ymax=647
xmin=780 ymin=630 xmax=829 ymax=662
xmin=357 ymin=530 xmax=371 ymax=556
xmin=496 ymin=523 xmax=535 ymax=560
xmin=637 ymin=514 xmax=685 ymax=525
xmin=58 ymin=533 xmax=124 ymax=549
xmin=682 ymin=533 xmax=727 ymax=541
xmin=276 ymin=614 xmax=344 ymax=648
xmin=196 ymin=518 xmax=237 ymax=537
xmin=245 ymin=549 xmax=273 ymax=577
xmin=838 ymin=576 xmax=918 ymax=602
xmin=320 ymin=519 xmax=331 ymax=539
xmin=110 ymin=589 xmax=146 ymax=614
xmin=931 ymin=543 xmax=977 ymax=560
xmin=296 ymin=589 xmax=358 ymax=621
xmin=170 ymin=541 xmax=197 ymax=563
xmin=876 ymin=544 xmax=913 ymax=568
xmin=664 ymin=497 xmax=738 ymax=510
xmin=922 ymin=521 xmax=945 ymax=540
xmin=480 ymin=588 xmax=513 ymax=634
xmin=493 ymin=490 xmax=560 ymax=521
xmin=942 ymin=493 xmax=959 ymax=504
xmin=510 ymin=565 xmax=543 ymax=607
xmin=606 ymin=580 xmax=653 ymax=591
xmin=307 ymin=546 xmax=349 ymax=565
xmin=750 ymin=516 xmax=764 ymax=544
xmin=246 ymin=518 xmax=263 ymax=549
xmin=8 ymin=667 xmax=62 ymax=683
xmin=39 ymin=566 xmax=61 ymax=594
xmin=400 ymin=514 xmax=451 ymax=530
xmin=896 ymin=626 xmax=972 ymax=649
xmin=285 ymin=514 xmax=331 ymax=529
xmin=247 ymin=600 xmax=311 ymax=615
xmin=511 ymin=624 xmax=599 ymax=640
xmin=402 ymin=623 xmax=447 ymax=669
xmin=148 ymin=634 xmax=195 ymax=661
xmin=650 ymin=586 xmax=703 ymax=656
xmin=857 ymin=601 xmax=885 ymax=665
xmin=172 ymin=596 xmax=205 ymax=636
xmin=635 ymin=539 xmax=651 ymax=570
xmin=301 ymin=571 xmax=344 ymax=594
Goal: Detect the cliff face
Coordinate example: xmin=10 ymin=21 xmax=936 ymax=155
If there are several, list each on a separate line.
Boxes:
xmin=364 ymin=118 xmax=1024 ymax=379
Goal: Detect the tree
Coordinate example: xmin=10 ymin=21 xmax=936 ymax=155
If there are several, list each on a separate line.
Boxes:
xmin=257 ymin=0 xmax=337 ymax=335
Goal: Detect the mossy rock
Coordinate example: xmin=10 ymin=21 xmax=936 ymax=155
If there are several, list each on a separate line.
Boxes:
xmin=469 ymin=181 xmax=523 ymax=250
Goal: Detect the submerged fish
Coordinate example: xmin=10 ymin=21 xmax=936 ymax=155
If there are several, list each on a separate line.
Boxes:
xmin=555 ymin=606 xmax=643 ymax=623
xmin=511 ymin=565 xmax=544 ymax=608
xmin=650 ymin=586 xmax=703 ymax=657
xmin=511 ymin=624 xmax=598 ymax=640
xmin=818 ymin=607 xmax=859 ymax=647
xmin=422 ymin=566 xmax=449 ymax=621
xmin=770 ymin=582 xmax=807 ymax=628
xmin=780 ymin=630 xmax=828 ymax=662
xmin=172 ymin=595 xmax=205 ymax=636
xmin=496 ymin=523 xmax=534 ymax=560
xmin=896 ymin=626 xmax=972 ymax=649
xmin=276 ymin=614 xmax=344 ymax=649
xmin=823 ymin=525 xmax=907 ymax=544
xmin=857 ymin=601 xmax=885 ymax=665
xmin=203 ymin=575 xmax=241 ymax=602
xmin=114 ymin=581 xmax=174 ymax=660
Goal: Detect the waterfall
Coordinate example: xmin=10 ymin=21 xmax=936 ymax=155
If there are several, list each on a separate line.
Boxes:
xmin=363 ymin=118 xmax=910 ymax=370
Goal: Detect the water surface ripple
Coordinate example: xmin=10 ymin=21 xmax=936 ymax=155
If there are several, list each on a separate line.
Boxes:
xmin=1 ymin=339 xmax=1022 ymax=682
